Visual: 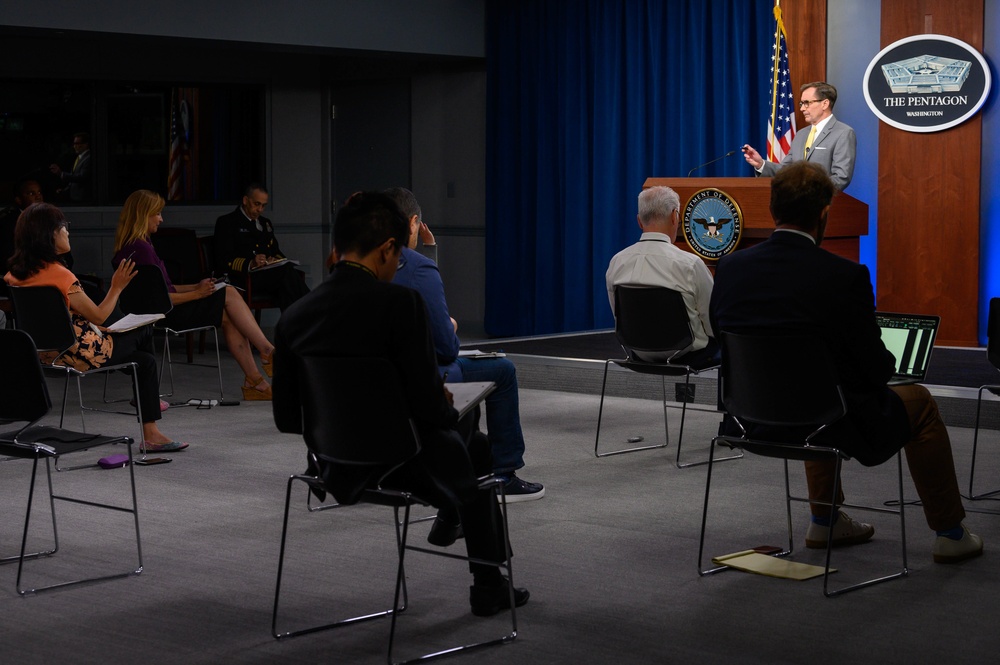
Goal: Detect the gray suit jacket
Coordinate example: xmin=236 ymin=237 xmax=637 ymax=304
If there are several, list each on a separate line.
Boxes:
xmin=759 ymin=115 xmax=856 ymax=191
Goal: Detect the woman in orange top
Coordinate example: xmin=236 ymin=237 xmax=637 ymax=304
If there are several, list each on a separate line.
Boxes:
xmin=3 ymin=203 xmax=188 ymax=452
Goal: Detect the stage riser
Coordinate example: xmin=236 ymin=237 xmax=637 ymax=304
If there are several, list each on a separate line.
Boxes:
xmin=507 ymin=354 xmax=1000 ymax=431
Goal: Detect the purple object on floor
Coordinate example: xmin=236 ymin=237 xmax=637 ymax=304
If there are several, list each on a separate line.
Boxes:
xmin=98 ymin=454 xmax=130 ymax=469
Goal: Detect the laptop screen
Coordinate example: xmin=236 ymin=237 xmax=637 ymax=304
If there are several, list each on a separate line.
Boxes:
xmin=875 ymin=312 xmax=940 ymax=381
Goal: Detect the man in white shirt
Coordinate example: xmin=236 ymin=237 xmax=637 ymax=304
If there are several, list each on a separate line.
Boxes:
xmin=605 ymin=185 xmax=717 ymax=366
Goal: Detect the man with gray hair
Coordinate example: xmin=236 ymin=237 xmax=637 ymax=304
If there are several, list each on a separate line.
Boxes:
xmin=605 ymin=185 xmax=718 ymax=365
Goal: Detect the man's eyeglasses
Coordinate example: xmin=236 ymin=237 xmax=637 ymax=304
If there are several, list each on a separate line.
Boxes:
xmin=799 ymin=99 xmax=824 ymax=107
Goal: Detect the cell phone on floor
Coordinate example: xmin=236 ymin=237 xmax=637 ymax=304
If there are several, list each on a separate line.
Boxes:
xmin=135 ymin=457 xmax=172 ymax=465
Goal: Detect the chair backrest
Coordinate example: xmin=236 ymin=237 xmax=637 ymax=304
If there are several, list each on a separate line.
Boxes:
xmin=198 ymin=236 xmax=216 ymax=278
xmin=119 ymin=265 xmax=174 ymax=316
xmin=720 ymin=331 xmax=847 ymax=430
xmin=613 ymin=285 xmax=693 ymax=357
xmin=150 ymin=227 xmax=207 ymax=284
xmin=0 ymin=328 xmax=53 ymax=424
xmin=7 ymin=285 xmax=77 ymax=354
xmin=988 ymin=297 xmax=1000 ymax=370
xmin=298 ymin=356 xmax=421 ymax=468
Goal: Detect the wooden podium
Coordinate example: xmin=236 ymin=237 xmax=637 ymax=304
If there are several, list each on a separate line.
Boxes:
xmin=642 ymin=177 xmax=869 ymax=264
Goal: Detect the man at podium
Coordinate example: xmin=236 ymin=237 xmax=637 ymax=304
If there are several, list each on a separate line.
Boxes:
xmin=741 ymin=81 xmax=856 ymax=191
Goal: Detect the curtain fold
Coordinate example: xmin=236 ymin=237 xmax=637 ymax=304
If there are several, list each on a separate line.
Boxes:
xmin=486 ymin=0 xmax=774 ymax=336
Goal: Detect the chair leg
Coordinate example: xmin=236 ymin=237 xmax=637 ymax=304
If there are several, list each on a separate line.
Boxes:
xmin=1 ymin=455 xmax=58 ymax=567
xmin=697 ymin=438 xmax=758 ymax=575
xmin=210 ymin=328 xmax=225 ymax=400
xmin=15 ymin=446 xmax=142 ymax=595
xmin=967 ymin=385 xmax=1000 ymax=500
xmin=595 ymin=361 xmax=668 ymax=458
xmin=388 ymin=480 xmax=517 ymax=665
xmin=675 ymin=372 xmax=743 ymax=469
xmin=272 ymin=475 xmax=402 ymax=640
xmin=822 ymin=453 xmax=909 ymax=597
xmin=159 ymin=333 xmax=177 ymax=398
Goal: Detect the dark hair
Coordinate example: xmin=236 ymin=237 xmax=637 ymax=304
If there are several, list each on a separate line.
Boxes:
xmin=800 ymin=81 xmax=838 ymax=109
xmin=13 ymin=177 xmax=41 ymax=198
xmin=244 ymin=182 xmax=268 ymax=198
xmin=769 ymin=162 xmax=835 ymax=231
xmin=7 ymin=203 xmax=67 ymax=279
xmin=383 ymin=187 xmax=421 ymax=221
xmin=73 ymin=132 xmax=90 ymax=144
xmin=333 ymin=192 xmax=409 ymax=257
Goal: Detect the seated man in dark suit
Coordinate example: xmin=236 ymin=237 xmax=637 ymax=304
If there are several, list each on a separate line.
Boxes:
xmin=710 ymin=161 xmax=981 ymax=563
xmin=271 ymin=191 xmax=528 ymax=616
xmin=213 ymin=182 xmax=309 ymax=311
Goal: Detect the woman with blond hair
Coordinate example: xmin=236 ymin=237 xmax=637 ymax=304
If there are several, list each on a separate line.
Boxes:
xmin=112 ymin=190 xmax=274 ymax=400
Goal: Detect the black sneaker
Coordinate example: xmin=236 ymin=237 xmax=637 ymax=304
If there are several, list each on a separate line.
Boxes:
xmin=497 ymin=472 xmax=545 ymax=503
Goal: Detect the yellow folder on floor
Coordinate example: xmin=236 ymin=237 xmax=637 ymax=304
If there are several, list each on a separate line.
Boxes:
xmin=712 ymin=550 xmax=835 ymax=581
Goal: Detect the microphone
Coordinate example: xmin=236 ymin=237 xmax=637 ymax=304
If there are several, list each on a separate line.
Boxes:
xmin=687 ymin=149 xmax=739 ymax=177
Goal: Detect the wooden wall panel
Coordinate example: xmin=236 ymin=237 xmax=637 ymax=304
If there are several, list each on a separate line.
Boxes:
xmin=784 ymin=0 xmax=828 ymax=128
xmin=877 ymin=0 xmax=983 ymax=346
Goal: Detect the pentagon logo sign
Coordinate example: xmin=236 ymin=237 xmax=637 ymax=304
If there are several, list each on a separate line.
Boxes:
xmin=863 ymin=34 xmax=991 ymax=133
xmin=682 ymin=188 xmax=742 ymax=260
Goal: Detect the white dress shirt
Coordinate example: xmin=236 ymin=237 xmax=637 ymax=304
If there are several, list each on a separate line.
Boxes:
xmin=605 ymin=231 xmax=715 ymax=356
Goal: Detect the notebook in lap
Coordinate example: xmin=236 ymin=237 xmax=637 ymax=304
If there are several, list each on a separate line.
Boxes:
xmin=875 ymin=312 xmax=941 ymax=386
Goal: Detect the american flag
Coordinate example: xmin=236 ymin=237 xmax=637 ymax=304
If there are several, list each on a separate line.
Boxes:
xmin=168 ymin=88 xmax=191 ymax=201
xmin=766 ymin=4 xmax=796 ymax=163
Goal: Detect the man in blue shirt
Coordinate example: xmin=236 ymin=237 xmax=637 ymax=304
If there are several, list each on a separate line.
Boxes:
xmin=386 ymin=187 xmax=544 ymax=502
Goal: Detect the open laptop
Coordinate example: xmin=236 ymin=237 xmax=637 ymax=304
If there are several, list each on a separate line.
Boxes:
xmin=875 ymin=312 xmax=941 ymax=385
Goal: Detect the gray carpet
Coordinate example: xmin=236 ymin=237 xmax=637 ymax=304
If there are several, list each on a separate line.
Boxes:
xmin=3 ymin=348 xmax=1000 ymax=664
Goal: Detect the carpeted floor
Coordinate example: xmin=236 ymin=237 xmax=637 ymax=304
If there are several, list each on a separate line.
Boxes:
xmin=3 ymin=347 xmax=1000 ymax=664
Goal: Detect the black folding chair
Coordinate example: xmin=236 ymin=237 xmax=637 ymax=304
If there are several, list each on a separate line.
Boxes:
xmin=272 ymin=356 xmax=517 ymax=664
xmin=595 ymin=284 xmax=740 ymax=467
xmin=7 ymin=284 xmax=145 ymax=454
xmin=0 ymin=329 xmax=143 ymax=595
xmin=968 ymin=297 xmax=1000 ymax=500
xmin=698 ymin=332 xmax=908 ymax=597
xmin=118 ymin=265 xmax=225 ymax=401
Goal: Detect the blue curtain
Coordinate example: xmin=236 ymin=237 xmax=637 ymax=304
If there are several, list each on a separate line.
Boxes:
xmin=486 ymin=0 xmax=775 ymax=336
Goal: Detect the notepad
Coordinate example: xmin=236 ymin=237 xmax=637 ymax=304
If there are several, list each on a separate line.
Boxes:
xmin=250 ymin=258 xmax=299 ymax=272
xmin=458 ymin=349 xmax=506 ymax=359
xmin=447 ymin=381 xmax=496 ymax=419
xmin=712 ymin=550 xmax=835 ymax=580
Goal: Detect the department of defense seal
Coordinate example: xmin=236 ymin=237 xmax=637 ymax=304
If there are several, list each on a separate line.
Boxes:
xmin=682 ymin=188 xmax=742 ymax=260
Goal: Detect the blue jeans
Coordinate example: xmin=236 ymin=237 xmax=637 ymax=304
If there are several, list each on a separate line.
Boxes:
xmin=447 ymin=357 xmax=526 ymax=475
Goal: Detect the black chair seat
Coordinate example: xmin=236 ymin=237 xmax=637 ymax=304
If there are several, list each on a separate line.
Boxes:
xmin=272 ymin=356 xmax=517 ymax=663
xmin=595 ymin=284 xmax=739 ymax=468
xmin=7 ymin=284 xmax=146 ymax=451
xmin=119 ymin=264 xmax=225 ymax=402
xmin=698 ymin=331 xmax=908 ymax=598
xmin=0 ymin=328 xmax=142 ymax=595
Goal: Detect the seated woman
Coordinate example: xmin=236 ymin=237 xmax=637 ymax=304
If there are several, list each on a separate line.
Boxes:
xmin=4 ymin=203 xmax=188 ymax=452
xmin=111 ymin=190 xmax=274 ymax=400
